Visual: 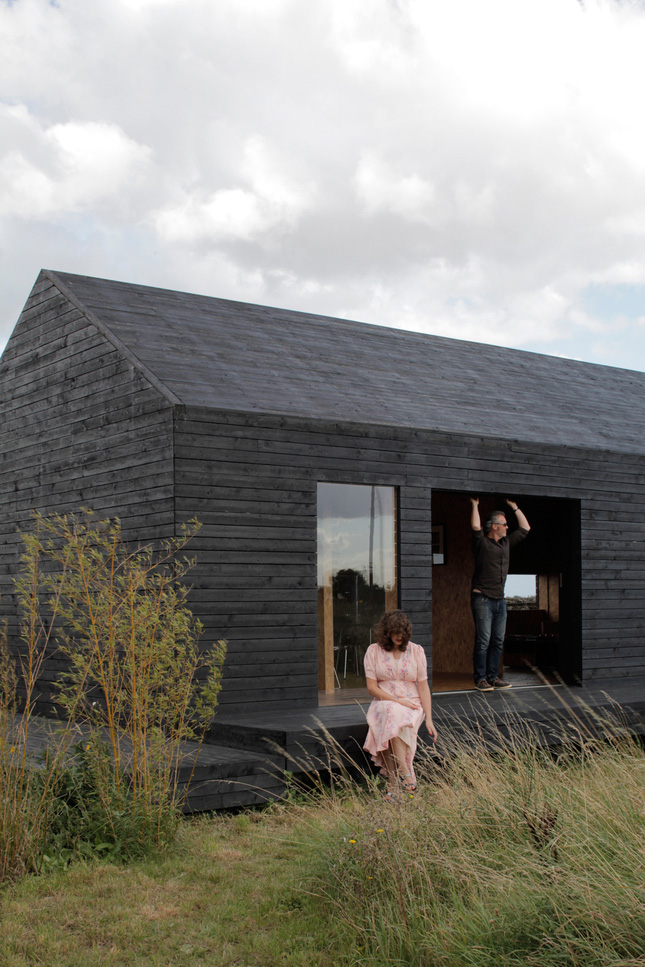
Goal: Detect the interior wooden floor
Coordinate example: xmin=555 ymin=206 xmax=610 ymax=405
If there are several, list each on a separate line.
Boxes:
xmin=318 ymin=667 xmax=551 ymax=707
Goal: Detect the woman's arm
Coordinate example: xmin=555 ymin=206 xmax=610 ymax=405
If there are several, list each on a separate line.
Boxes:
xmin=418 ymin=680 xmax=437 ymax=740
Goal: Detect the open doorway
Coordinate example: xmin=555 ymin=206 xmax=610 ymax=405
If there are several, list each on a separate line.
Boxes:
xmin=431 ymin=491 xmax=581 ymax=692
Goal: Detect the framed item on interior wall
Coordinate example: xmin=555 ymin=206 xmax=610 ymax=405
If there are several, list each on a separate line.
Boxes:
xmin=432 ymin=525 xmax=445 ymax=565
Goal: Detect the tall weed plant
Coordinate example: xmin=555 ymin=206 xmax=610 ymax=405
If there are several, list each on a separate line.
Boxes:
xmin=0 ymin=611 xmax=70 ymax=883
xmin=0 ymin=511 xmax=226 ymax=883
xmin=296 ymin=700 xmax=645 ymax=967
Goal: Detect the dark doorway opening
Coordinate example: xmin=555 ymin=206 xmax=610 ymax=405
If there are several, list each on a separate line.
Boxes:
xmin=431 ymin=491 xmax=581 ymax=692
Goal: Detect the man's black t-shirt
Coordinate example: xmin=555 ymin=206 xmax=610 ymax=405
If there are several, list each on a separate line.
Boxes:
xmin=471 ymin=526 xmax=529 ymax=599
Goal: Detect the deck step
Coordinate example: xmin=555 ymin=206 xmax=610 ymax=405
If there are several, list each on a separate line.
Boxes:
xmin=10 ymin=681 xmax=645 ymax=813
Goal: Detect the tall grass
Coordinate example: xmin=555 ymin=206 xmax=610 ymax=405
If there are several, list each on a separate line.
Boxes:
xmin=2 ymin=680 xmax=645 ymax=966
xmin=0 ymin=511 xmax=226 ymax=884
xmin=0 ymin=613 xmax=71 ymax=883
xmin=290 ymin=698 xmax=645 ymax=967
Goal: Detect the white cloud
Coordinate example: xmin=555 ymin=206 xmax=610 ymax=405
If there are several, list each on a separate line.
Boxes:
xmin=0 ymin=105 xmax=152 ymax=218
xmin=152 ymin=136 xmax=314 ymax=244
xmin=355 ymin=155 xmax=436 ymax=221
xmin=2 ymin=0 xmax=645 ymax=372
xmin=155 ymin=188 xmax=268 ymax=244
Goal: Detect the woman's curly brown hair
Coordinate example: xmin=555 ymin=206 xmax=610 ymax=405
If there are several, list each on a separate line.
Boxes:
xmin=375 ymin=610 xmax=412 ymax=651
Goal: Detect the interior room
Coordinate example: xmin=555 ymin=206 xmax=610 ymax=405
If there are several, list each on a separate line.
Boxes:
xmin=431 ymin=490 xmax=581 ymax=692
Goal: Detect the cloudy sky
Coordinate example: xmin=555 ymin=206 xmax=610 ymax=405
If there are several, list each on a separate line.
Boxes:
xmin=2 ymin=0 xmax=645 ymax=371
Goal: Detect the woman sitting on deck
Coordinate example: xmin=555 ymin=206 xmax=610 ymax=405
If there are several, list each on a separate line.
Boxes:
xmin=363 ymin=610 xmax=437 ymax=802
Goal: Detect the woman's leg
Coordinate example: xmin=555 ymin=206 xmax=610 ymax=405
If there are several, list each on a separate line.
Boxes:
xmin=390 ymin=736 xmax=410 ymax=780
xmin=381 ymin=735 xmax=413 ymax=795
xmin=381 ymin=745 xmax=398 ymax=793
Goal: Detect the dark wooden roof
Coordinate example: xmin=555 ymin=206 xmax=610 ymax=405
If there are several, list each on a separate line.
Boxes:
xmin=43 ymin=269 xmax=645 ymax=453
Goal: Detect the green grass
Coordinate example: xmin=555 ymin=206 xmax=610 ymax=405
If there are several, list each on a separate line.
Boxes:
xmin=2 ymin=705 xmax=645 ymax=967
xmin=0 ymin=808 xmax=354 ymax=967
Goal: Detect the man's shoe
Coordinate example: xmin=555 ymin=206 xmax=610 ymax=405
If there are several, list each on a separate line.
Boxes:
xmin=492 ymin=677 xmax=512 ymax=689
xmin=474 ymin=679 xmax=494 ymax=692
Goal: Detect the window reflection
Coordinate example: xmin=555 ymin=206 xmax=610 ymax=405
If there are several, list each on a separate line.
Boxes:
xmin=317 ymin=483 xmax=397 ymax=692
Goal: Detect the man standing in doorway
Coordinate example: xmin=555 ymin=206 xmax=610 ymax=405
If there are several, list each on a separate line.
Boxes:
xmin=470 ymin=497 xmax=531 ymax=692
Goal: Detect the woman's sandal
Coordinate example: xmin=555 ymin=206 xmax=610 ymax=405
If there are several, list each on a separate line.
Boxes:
xmin=401 ymin=775 xmax=417 ymax=793
xmin=384 ymin=790 xmax=399 ymax=804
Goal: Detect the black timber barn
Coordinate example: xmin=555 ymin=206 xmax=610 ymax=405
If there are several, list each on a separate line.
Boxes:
xmin=1 ymin=269 xmax=645 ymax=718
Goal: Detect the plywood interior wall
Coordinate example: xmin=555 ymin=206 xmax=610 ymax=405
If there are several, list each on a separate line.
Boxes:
xmin=538 ymin=573 xmax=560 ymax=623
xmin=431 ymin=491 xmax=475 ymax=673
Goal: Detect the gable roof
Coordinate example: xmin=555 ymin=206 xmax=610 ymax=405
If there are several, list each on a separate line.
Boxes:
xmin=30 ymin=270 xmax=645 ymax=454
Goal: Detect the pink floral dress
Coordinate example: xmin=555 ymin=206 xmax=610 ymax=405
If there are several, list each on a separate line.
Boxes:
xmin=363 ymin=641 xmax=428 ymax=783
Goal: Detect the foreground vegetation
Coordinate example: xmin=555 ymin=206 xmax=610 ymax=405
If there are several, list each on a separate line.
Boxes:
xmin=0 ymin=808 xmax=345 ymax=967
xmin=1 ymin=511 xmax=226 ymax=883
xmin=306 ymin=725 xmax=645 ymax=966
xmin=1 ymin=511 xmax=642 ymax=964
xmin=1 ymin=699 xmax=644 ymax=967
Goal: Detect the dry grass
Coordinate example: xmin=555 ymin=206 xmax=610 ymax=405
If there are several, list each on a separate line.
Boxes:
xmin=293 ymin=697 xmax=645 ymax=966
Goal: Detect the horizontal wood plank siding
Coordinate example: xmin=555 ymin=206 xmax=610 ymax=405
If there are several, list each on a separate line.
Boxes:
xmin=174 ymin=405 xmax=645 ymax=709
xmin=0 ymin=278 xmax=175 ymax=698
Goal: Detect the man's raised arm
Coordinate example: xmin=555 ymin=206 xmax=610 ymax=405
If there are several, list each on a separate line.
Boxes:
xmin=506 ymin=498 xmax=530 ymax=532
xmin=470 ymin=496 xmax=481 ymax=531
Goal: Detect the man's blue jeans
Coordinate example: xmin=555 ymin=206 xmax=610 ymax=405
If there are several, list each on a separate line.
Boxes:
xmin=471 ymin=592 xmax=507 ymax=684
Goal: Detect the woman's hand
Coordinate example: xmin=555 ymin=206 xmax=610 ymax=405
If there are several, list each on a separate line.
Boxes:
xmin=397 ymin=697 xmax=419 ymax=709
xmin=425 ymin=718 xmax=438 ymax=741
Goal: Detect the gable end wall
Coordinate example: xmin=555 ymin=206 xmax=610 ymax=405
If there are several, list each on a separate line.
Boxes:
xmin=0 ymin=277 xmax=175 ymax=708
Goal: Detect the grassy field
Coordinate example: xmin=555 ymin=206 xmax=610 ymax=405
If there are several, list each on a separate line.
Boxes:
xmin=2 ymin=706 xmax=645 ymax=967
xmin=0 ymin=805 xmax=354 ymax=967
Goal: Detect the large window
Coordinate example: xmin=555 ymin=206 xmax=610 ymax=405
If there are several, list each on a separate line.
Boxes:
xmin=317 ymin=483 xmax=398 ymax=693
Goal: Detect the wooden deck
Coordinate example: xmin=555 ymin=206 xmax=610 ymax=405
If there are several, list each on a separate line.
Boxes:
xmin=7 ymin=714 xmax=284 ymax=813
xmin=10 ymin=679 xmax=645 ymax=813
xmin=206 ymin=678 xmax=645 ymax=801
